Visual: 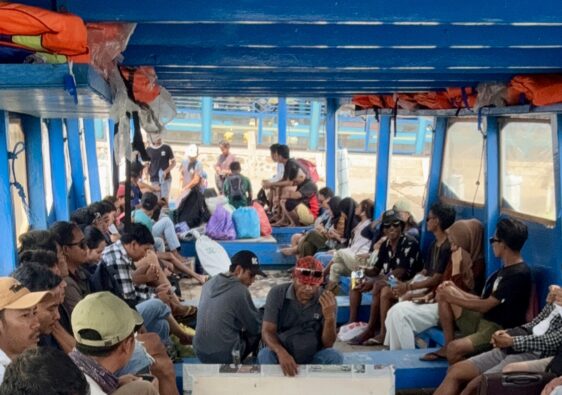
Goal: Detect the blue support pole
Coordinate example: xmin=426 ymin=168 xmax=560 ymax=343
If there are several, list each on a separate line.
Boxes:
xmin=257 ymin=114 xmax=263 ymax=145
xmin=107 ymin=119 xmax=117 ymax=195
xmin=374 ymin=115 xmax=392 ymax=219
xmin=415 ymin=117 xmax=430 ymax=155
xmin=554 ymin=115 xmax=562 ymax=243
xmin=364 ymin=116 xmax=372 ymax=152
xmin=421 ymin=117 xmax=447 ymax=250
xmin=83 ymin=119 xmax=102 ymax=202
xmin=47 ymin=119 xmax=69 ymax=221
xmin=278 ymin=97 xmax=287 ymax=145
xmin=309 ymin=100 xmax=321 ymax=150
xmin=202 ymin=97 xmax=213 ymax=145
xmin=485 ymin=116 xmax=501 ymax=276
xmin=66 ymin=119 xmax=87 ymax=210
xmin=21 ymin=115 xmax=48 ymax=230
xmin=325 ymin=98 xmax=337 ymax=191
xmin=0 ymin=111 xmax=16 ymax=273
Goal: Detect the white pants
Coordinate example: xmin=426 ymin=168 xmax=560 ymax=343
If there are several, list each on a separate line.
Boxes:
xmin=384 ymin=301 xmax=439 ymax=350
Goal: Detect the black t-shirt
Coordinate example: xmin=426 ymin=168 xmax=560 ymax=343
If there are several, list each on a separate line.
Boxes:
xmin=285 ymin=179 xmax=317 ymax=211
xmin=424 ymin=239 xmax=451 ymax=276
xmin=482 ymin=262 xmax=532 ymax=329
xmin=282 ymin=158 xmax=301 ymax=181
xmin=146 ymin=144 xmax=174 ymax=182
xmin=373 ymin=235 xmax=423 ymax=280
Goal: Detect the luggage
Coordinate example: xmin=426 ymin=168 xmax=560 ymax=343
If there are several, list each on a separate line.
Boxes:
xmin=232 ymin=207 xmax=261 ymax=239
xmin=195 ymin=235 xmax=231 ymax=277
xmin=205 ymin=205 xmax=236 ymax=240
xmin=478 ymin=372 xmax=556 ymax=395
xmin=296 ymin=158 xmax=320 ymax=183
xmin=174 ymin=188 xmax=211 ymax=228
xmin=252 ymin=201 xmax=272 ymax=237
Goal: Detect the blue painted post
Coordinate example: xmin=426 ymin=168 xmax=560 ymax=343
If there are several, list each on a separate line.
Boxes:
xmin=47 ymin=119 xmax=69 ymax=221
xmin=485 ymin=116 xmax=501 ymax=276
xmin=421 ymin=117 xmax=447 ymax=250
xmin=0 ymin=111 xmax=16 ymax=273
xmin=309 ymin=100 xmax=321 ymax=150
xmin=107 ymin=119 xmax=117 ymax=195
xmin=374 ymin=115 xmax=392 ymax=219
xmin=278 ymin=97 xmax=287 ymax=145
xmin=257 ymin=114 xmax=263 ymax=145
xmin=66 ymin=119 xmax=87 ymax=209
xmin=415 ymin=117 xmax=430 ymax=155
xmin=364 ymin=116 xmax=372 ymax=152
xmin=554 ymin=115 xmax=562 ymax=242
xmin=21 ymin=115 xmax=48 ymax=229
xmin=202 ymin=97 xmax=213 ymax=145
xmin=325 ymin=98 xmax=337 ymax=191
xmin=83 ymin=119 xmax=102 ymax=202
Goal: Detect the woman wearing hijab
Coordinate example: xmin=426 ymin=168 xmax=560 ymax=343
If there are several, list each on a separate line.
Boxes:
xmin=383 ymin=218 xmax=484 ymax=352
xmin=296 ymin=197 xmax=344 ymax=257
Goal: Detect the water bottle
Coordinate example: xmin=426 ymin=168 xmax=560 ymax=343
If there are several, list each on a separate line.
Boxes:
xmin=388 ymin=275 xmax=398 ymax=288
xmin=232 ymin=338 xmax=241 ymax=366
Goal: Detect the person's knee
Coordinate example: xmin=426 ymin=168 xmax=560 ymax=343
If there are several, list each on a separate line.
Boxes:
xmin=257 ymin=348 xmax=278 ymax=364
xmin=380 ymin=286 xmax=393 ymax=300
xmin=316 ymin=348 xmax=343 ymax=364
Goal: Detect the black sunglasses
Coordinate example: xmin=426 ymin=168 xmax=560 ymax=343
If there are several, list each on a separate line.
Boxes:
xmin=295 ymin=268 xmax=323 ymax=278
xmin=489 ymin=237 xmax=501 ymax=245
xmin=382 ymin=221 xmax=402 ymax=229
xmin=67 ymin=239 xmax=87 ymax=250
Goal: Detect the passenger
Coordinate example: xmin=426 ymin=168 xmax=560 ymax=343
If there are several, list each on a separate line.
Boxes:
xmin=223 ymin=161 xmax=253 ymax=208
xmin=393 ymin=199 xmax=420 ymax=241
xmin=0 ymin=348 xmax=89 ymax=395
xmin=99 ymin=224 xmax=192 ymax=345
xmin=422 ymin=217 xmax=532 ymax=364
xmin=0 ymin=277 xmax=50 ymax=382
xmin=260 ymin=143 xmax=284 ymax=211
xmin=179 ymin=143 xmax=206 ymax=196
xmin=296 ymin=196 xmax=343 ymax=257
xmin=280 ymin=189 xmax=336 ymax=256
xmin=88 ymin=201 xmax=114 ymax=245
xmin=434 ymin=285 xmax=562 ymax=395
xmin=324 ymin=199 xmax=374 ymax=287
xmin=194 ymin=251 xmax=265 ymax=363
xmin=69 ymin=292 xmax=159 ymax=395
xmin=18 ymin=230 xmax=68 ymax=277
xmin=84 ymin=225 xmax=107 ymax=266
xmin=267 ymin=144 xmax=302 ymax=223
xmin=259 ymin=257 xmax=343 ymax=375
xmin=19 ymin=249 xmax=63 ymax=278
xmin=71 ymin=206 xmax=95 ymax=231
xmin=276 ymin=168 xmax=319 ymax=227
xmin=214 ymin=140 xmax=236 ymax=193
xmin=348 ymin=209 xmax=422 ymax=345
xmin=145 ymin=135 xmax=176 ymax=200
xmin=12 ymin=263 xmax=68 ymax=352
xmin=133 ymin=192 xmax=206 ymax=284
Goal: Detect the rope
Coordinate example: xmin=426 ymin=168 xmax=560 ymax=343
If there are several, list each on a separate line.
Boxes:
xmin=7 ymin=141 xmax=31 ymax=223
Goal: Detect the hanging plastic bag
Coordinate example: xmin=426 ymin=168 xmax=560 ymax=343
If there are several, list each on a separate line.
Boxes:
xmin=475 ymin=82 xmax=508 ymax=109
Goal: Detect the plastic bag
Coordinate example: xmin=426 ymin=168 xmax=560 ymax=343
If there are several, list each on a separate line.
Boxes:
xmin=195 ymin=235 xmax=231 ymax=276
xmin=337 ymin=322 xmax=368 ymax=342
xmin=475 ymin=82 xmax=508 ymax=109
xmin=205 ymin=205 xmax=236 ymax=240
xmin=252 ymin=201 xmax=272 ymax=237
xmin=232 ymin=207 xmax=261 ymax=239
xmin=205 ymin=196 xmax=229 ymax=215
xmin=87 ymin=23 xmax=136 ymax=79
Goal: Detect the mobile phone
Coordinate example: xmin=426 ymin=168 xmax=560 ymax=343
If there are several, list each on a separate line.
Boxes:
xmin=138 ymin=374 xmax=155 ymax=382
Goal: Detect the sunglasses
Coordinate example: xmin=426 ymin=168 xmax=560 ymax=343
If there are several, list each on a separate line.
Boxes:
xmin=382 ymin=221 xmax=402 ymax=229
xmin=295 ymin=268 xmax=323 ymax=279
xmin=489 ymin=237 xmax=501 ymax=245
xmin=67 ymin=239 xmax=87 ymax=250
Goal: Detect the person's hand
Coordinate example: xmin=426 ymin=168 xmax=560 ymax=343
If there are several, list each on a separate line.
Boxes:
xmin=492 ymin=332 xmax=514 ymax=349
xmin=547 ymin=284 xmax=561 ymax=304
xmin=118 ymin=374 xmax=139 ymax=386
xmin=319 ymin=291 xmax=337 ymax=319
xmin=373 ymin=236 xmax=387 ymax=251
xmin=277 ymin=350 xmax=298 ymax=377
xmin=156 ymin=283 xmax=172 ymax=304
xmin=262 ymin=180 xmax=271 ymax=189
xmin=355 ymin=253 xmax=370 ymax=260
xmin=393 ymin=282 xmax=409 ymax=297
xmin=354 ymin=277 xmax=374 ymax=292
xmin=152 ymin=185 xmax=161 ymax=192
xmin=541 ymin=376 xmax=562 ymax=395
xmin=146 ymin=263 xmax=160 ymax=283
xmin=437 ymin=281 xmax=454 ymax=290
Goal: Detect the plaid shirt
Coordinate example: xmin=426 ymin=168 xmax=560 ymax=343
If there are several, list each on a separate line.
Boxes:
xmin=512 ymin=304 xmax=562 ymax=357
xmin=100 ymin=240 xmax=150 ymax=303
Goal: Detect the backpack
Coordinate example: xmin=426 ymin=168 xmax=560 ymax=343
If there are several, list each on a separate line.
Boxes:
xmin=296 ymin=158 xmax=320 ymax=183
xmin=174 ymin=188 xmax=211 ymax=228
xmin=226 ymin=175 xmax=245 ymax=200
xmin=89 ymin=263 xmax=137 ymax=309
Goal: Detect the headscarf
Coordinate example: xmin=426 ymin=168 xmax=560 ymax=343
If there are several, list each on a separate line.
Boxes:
xmin=445 ymin=219 xmax=484 ymax=291
xmin=338 ymin=197 xmax=359 ymax=244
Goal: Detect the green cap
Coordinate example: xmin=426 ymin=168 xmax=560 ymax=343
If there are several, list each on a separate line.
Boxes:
xmin=71 ymin=292 xmax=143 ymax=348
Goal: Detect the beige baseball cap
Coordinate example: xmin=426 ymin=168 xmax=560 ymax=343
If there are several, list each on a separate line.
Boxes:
xmin=0 ymin=277 xmax=49 ymax=311
xmin=72 ymin=292 xmax=144 ymax=348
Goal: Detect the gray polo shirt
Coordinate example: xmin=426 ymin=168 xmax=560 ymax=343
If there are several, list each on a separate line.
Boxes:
xmin=263 ymin=282 xmax=324 ymax=337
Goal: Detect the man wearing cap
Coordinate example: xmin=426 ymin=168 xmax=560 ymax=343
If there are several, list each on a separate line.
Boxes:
xmin=194 ymin=250 xmax=265 ymax=363
xmin=0 ymin=277 xmax=50 ymax=382
xmin=69 ymin=292 xmax=160 ymax=395
xmin=348 ymin=208 xmax=422 ymax=346
xmin=146 ymin=135 xmax=176 ymax=201
xmin=259 ymin=257 xmax=343 ymax=376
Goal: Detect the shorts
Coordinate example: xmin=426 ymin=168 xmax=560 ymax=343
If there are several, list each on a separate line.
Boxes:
xmin=469 ymin=347 xmax=539 ymax=374
xmin=295 ymin=203 xmax=314 ymax=225
xmin=456 ymin=309 xmax=502 ymax=353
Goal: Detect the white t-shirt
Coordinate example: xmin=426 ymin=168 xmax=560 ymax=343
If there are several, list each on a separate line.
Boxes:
xmin=0 ymin=348 xmax=11 ymax=383
xmin=85 ymin=374 xmax=107 ymax=395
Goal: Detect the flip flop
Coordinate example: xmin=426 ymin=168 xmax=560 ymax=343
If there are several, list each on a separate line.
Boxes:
xmin=362 ymin=337 xmax=383 ymax=346
xmin=347 ymin=336 xmax=367 ymax=346
xmin=419 ymin=351 xmax=447 ymax=362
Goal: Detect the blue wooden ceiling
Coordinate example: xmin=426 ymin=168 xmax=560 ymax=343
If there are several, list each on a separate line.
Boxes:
xmin=13 ymin=0 xmax=562 ymax=97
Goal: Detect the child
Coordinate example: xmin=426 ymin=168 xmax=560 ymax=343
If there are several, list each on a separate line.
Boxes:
xmin=223 ymin=161 xmax=252 ymax=208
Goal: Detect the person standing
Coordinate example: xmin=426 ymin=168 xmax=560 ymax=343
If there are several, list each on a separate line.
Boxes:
xmin=214 ymin=140 xmax=236 ymax=194
xmin=146 ymin=136 xmax=176 ymax=200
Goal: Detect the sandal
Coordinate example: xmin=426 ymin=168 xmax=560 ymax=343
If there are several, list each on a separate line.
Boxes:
xmin=362 ymin=337 xmax=383 ymax=346
xmin=419 ymin=351 xmax=447 ymax=362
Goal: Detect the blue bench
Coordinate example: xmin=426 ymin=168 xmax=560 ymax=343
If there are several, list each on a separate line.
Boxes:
xmin=175 ymin=348 xmax=448 ymax=391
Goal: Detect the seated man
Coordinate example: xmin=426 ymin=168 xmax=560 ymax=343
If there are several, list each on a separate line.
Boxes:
xmin=434 ymin=285 xmax=562 ymax=395
xmin=0 ymin=277 xmax=50 ymax=382
xmin=349 ymin=209 xmax=423 ymax=345
xmin=423 ymin=217 xmax=532 ymax=364
xmin=277 ymin=168 xmax=319 ymax=227
xmin=194 ymin=251 xmax=265 ymax=363
xmin=69 ymin=292 xmax=160 ymax=395
xmin=259 ymin=257 xmax=343 ymax=376
xmin=267 ymin=144 xmax=302 ymax=224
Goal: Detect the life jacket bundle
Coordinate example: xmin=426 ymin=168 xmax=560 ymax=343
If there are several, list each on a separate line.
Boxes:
xmin=119 ymin=66 xmax=161 ymax=106
xmin=509 ymin=74 xmax=562 ymax=106
xmin=0 ymin=2 xmax=89 ymax=63
xmin=296 ymin=158 xmax=320 ymax=183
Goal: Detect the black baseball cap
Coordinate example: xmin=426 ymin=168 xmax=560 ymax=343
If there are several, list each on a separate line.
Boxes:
xmin=230 ymin=250 xmax=267 ymax=277
xmin=141 ymin=192 xmax=158 ymax=211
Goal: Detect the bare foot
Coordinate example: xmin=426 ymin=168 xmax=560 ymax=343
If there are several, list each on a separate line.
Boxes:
xmin=280 ymin=247 xmax=297 ymax=256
